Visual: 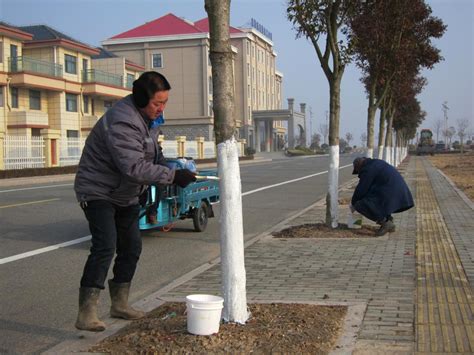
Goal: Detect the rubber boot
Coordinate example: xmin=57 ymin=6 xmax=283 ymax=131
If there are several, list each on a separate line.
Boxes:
xmin=108 ymin=280 xmax=145 ymax=320
xmin=75 ymin=287 xmax=106 ymax=332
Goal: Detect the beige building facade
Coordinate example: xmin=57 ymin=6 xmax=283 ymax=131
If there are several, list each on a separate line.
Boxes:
xmin=0 ymin=22 xmax=143 ymax=164
xmin=102 ymin=14 xmax=287 ymax=150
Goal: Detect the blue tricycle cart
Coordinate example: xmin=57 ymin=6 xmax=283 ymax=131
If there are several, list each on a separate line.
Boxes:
xmin=139 ymin=159 xmax=219 ymax=232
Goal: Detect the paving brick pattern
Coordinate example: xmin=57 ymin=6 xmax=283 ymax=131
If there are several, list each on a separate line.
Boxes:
xmin=162 ymin=156 xmax=473 ymax=352
xmin=415 ymin=158 xmax=474 ymax=353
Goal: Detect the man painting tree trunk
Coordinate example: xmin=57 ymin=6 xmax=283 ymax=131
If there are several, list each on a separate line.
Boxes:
xmin=205 ymin=0 xmax=249 ymax=324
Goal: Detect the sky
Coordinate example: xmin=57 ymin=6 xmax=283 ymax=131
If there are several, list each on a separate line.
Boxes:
xmin=1 ymin=0 xmax=473 ymax=145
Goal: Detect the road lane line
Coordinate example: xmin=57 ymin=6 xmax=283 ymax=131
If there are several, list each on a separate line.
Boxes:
xmin=0 ymin=198 xmax=60 ymax=209
xmin=0 ymin=183 xmax=73 ymax=194
xmin=0 ymin=235 xmax=91 ymax=265
xmin=0 ymin=163 xmax=352 ymax=265
xmin=242 ymin=163 xmax=352 ymax=196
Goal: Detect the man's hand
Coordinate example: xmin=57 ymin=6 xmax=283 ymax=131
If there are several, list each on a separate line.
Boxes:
xmin=173 ymin=169 xmax=197 ymax=188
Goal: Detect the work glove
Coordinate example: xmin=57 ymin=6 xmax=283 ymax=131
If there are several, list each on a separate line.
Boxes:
xmin=173 ymin=169 xmax=197 ymax=188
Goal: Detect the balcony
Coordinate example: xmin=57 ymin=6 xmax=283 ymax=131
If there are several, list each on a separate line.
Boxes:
xmin=9 ymin=56 xmax=63 ymax=78
xmin=7 ymin=110 xmax=49 ymax=128
xmin=82 ymin=69 xmax=123 ymax=88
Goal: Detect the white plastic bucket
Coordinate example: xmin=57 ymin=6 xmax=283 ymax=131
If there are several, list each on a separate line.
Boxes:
xmin=347 ymin=206 xmax=363 ymax=229
xmin=186 ymin=294 xmax=224 ymax=335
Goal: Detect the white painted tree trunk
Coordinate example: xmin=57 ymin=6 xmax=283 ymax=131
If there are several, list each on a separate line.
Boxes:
xmin=327 ymin=145 xmax=339 ymax=228
xmin=366 ymin=147 xmax=374 ymax=159
xmin=218 ymin=137 xmax=249 ymax=323
xmin=377 ymin=145 xmax=384 ymax=160
xmin=384 ymin=146 xmax=392 ymax=165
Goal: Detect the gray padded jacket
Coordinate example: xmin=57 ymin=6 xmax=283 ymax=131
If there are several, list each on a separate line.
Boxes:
xmin=74 ymin=95 xmax=175 ymax=206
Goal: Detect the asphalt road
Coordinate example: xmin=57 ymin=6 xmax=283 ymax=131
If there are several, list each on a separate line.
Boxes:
xmin=0 ymin=153 xmax=356 ymax=354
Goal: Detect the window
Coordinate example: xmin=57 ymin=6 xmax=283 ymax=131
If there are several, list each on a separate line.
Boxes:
xmin=126 ymin=73 xmax=135 ymax=88
xmin=0 ymin=87 xmax=3 ymax=107
xmin=29 ymin=90 xmax=41 ymax=110
xmin=31 ymin=128 xmax=41 ymax=137
xmin=208 ymin=76 xmax=213 ymax=95
xmin=82 ymin=58 xmax=88 ymax=71
xmin=66 ymin=93 xmax=78 ymax=112
xmin=0 ymin=42 xmax=3 ymax=63
xmin=11 ymin=87 xmax=18 ymax=108
xmin=152 ymin=53 xmax=162 ymax=68
xmin=83 ymin=95 xmax=89 ymax=114
xmin=65 ymin=54 xmax=77 ymax=74
xmin=67 ymin=130 xmax=79 ymax=138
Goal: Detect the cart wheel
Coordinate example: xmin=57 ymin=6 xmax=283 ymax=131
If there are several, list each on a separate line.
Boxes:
xmin=193 ymin=202 xmax=208 ymax=232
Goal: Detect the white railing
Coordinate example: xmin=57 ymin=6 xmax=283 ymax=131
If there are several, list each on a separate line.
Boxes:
xmin=60 ymin=138 xmax=86 ymax=166
xmin=203 ymin=141 xmax=216 ymax=158
xmin=3 ymin=136 xmax=45 ymax=169
xmin=3 ymin=135 xmax=231 ymax=170
xmin=161 ymin=140 xmax=179 ymax=157
xmin=184 ymin=141 xmax=199 ymax=159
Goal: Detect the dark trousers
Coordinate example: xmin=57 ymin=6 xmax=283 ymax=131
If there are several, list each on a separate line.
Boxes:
xmin=80 ymin=200 xmax=142 ymax=289
xmin=354 ymin=198 xmax=390 ymax=224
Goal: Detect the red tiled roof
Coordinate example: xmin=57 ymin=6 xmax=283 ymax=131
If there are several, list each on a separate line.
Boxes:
xmin=111 ymin=13 xmax=202 ymax=39
xmin=194 ymin=18 xmax=242 ymax=34
xmin=109 ymin=13 xmax=243 ymax=40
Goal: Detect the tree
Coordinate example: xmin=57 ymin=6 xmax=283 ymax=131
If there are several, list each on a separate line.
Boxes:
xmin=345 ymin=132 xmax=353 ymax=147
xmin=456 ymin=118 xmax=470 ymax=154
xmin=360 ymin=132 xmax=367 ymax=146
xmin=318 ymin=123 xmax=329 ymax=145
xmin=350 ymin=0 xmax=445 ymax=159
xmin=205 ymin=0 xmax=248 ymax=324
xmin=433 ymin=119 xmax=444 ymax=143
xmin=310 ymin=133 xmax=321 ymax=149
xmin=287 ymin=0 xmax=357 ymax=228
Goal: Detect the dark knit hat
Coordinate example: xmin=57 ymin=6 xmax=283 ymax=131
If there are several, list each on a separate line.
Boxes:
xmin=352 ymin=157 xmax=366 ymax=174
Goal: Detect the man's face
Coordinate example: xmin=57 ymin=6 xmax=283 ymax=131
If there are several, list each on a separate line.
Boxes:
xmin=141 ymin=90 xmax=169 ymax=120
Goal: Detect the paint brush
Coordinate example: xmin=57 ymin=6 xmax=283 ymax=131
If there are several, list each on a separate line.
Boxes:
xmin=195 ymin=175 xmax=220 ymax=181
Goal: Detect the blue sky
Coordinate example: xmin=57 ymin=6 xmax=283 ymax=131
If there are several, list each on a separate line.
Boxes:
xmin=1 ymin=0 xmax=472 ymax=144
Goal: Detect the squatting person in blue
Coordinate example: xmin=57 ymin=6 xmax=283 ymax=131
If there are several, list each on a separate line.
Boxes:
xmin=350 ymin=157 xmax=414 ymax=236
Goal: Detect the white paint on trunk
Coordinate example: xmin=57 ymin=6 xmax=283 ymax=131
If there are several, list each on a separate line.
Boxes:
xmin=217 ymin=137 xmax=249 ymax=324
xmin=328 ymin=145 xmax=339 ymax=228
xmin=366 ymin=148 xmax=374 ymax=159
xmin=377 ymin=146 xmax=384 ymax=160
xmin=384 ymin=146 xmax=392 ymax=165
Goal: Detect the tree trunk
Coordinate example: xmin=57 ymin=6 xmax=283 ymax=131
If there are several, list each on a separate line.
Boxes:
xmin=326 ymin=78 xmax=341 ymax=228
xmin=377 ymin=106 xmax=386 ymax=159
xmin=366 ymin=84 xmax=377 ymax=158
xmin=205 ymin=0 xmax=248 ymax=324
xmin=383 ymin=112 xmax=393 ymax=165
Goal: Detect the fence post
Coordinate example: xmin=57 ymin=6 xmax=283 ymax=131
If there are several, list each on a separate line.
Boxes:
xmin=239 ymin=139 xmax=247 ymax=157
xmin=176 ymin=136 xmax=186 ymax=157
xmin=41 ymin=129 xmax=61 ymax=167
xmin=196 ymin=137 xmax=205 ymax=159
xmin=0 ymin=132 xmax=4 ymax=170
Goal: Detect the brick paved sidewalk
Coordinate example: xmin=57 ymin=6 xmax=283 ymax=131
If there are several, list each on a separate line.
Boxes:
xmin=161 ymin=156 xmax=473 ymax=354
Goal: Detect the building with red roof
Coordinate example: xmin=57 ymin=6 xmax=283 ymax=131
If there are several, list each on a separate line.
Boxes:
xmin=103 ymin=13 xmax=289 ymax=151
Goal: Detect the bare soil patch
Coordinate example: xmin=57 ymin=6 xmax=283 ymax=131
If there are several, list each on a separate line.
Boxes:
xmin=429 ymin=152 xmax=474 ymax=201
xmin=273 ymin=223 xmax=379 ymax=238
xmin=90 ymin=302 xmax=347 ymax=354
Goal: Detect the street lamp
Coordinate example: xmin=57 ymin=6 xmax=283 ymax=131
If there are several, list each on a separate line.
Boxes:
xmin=442 ymin=101 xmax=449 ymax=150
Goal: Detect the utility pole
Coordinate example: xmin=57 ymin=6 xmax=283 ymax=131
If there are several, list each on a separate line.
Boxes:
xmin=442 ymin=101 xmax=449 ymax=150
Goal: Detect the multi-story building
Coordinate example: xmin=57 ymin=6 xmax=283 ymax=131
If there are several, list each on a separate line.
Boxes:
xmin=102 ymin=13 xmax=294 ymax=151
xmin=0 ymin=21 xmax=143 ymax=168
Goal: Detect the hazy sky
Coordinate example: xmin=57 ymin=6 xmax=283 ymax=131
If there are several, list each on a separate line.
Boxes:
xmin=1 ymin=0 xmax=473 ymax=144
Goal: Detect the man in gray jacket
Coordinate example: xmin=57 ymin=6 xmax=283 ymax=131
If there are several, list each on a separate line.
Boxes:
xmin=74 ymin=71 xmax=196 ymax=331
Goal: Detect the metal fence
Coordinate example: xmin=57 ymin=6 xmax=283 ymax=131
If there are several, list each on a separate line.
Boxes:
xmin=3 ymin=135 xmax=223 ymax=170
xmin=3 ymin=136 xmax=45 ymax=170
xmin=59 ymin=138 xmax=86 ymax=166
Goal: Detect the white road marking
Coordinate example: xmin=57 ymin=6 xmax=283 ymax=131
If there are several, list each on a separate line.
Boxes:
xmin=0 ymin=183 xmax=73 ymax=194
xmin=0 ymin=198 xmax=60 ymax=209
xmin=0 ymin=163 xmax=352 ymax=265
